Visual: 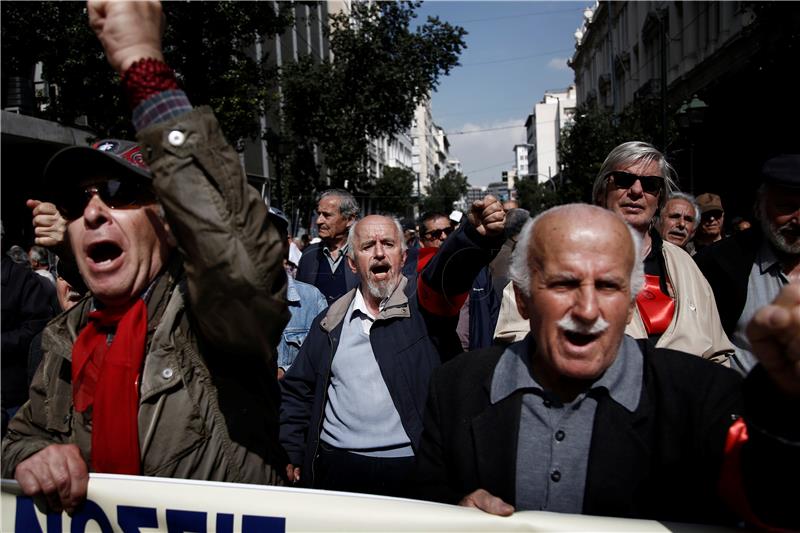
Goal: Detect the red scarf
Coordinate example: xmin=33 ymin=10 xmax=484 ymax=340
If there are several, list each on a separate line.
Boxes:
xmin=72 ymin=298 xmax=148 ymax=474
xmin=635 ymin=274 xmax=675 ymax=335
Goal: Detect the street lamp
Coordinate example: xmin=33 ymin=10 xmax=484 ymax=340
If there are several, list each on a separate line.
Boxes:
xmin=676 ymin=95 xmax=708 ymax=129
xmin=675 ymin=95 xmax=708 ymax=194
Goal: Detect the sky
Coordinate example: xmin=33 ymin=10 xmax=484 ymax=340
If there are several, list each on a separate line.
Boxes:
xmin=415 ymin=1 xmax=585 ymax=187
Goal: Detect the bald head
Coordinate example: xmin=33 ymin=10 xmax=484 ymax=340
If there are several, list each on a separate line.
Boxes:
xmin=510 ymin=204 xmax=644 ymax=299
xmin=508 ymin=204 xmax=644 ymax=398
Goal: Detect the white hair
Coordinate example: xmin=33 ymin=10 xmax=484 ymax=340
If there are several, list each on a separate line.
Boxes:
xmin=509 ymin=204 xmax=644 ymax=301
xmin=663 ymin=192 xmax=701 ymax=223
xmin=346 ymin=216 xmax=407 ymax=260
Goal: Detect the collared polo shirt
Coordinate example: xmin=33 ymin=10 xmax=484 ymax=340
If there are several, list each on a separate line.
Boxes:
xmin=731 ymin=239 xmax=789 ymax=374
xmin=491 ymin=334 xmax=643 ymax=513
xmin=322 ymin=243 xmax=349 ymax=273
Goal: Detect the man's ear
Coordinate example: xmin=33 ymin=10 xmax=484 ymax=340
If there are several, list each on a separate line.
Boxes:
xmin=626 ymin=299 xmax=635 ymax=325
xmin=347 ymin=254 xmax=357 ymax=274
xmin=513 ymin=284 xmax=530 ymax=320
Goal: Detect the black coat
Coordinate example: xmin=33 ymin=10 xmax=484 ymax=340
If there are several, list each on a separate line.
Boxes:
xmin=1 ymin=256 xmax=55 ymax=413
xmin=693 ymin=227 xmax=762 ymax=336
xmin=415 ymin=340 xmax=799 ymax=527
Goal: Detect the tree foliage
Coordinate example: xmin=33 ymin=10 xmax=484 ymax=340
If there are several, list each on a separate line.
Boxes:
xmin=421 ymin=170 xmax=469 ymax=214
xmin=279 ymin=1 xmax=466 ymax=206
xmin=1 ymin=1 xmax=293 ymax=141
xmin=366 ymin=166 xmax=416 ymax=217
xmin=515 ymin=177 xmax=561 ymax=216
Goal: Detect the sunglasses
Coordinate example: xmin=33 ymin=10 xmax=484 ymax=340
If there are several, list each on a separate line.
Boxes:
xmin=423 ymin=227 xmax=453 ymax=240
xmin=57 ymin=178 xmax=156 ymax=219
xmin=606 ymin=170 xmax=663 ymax=195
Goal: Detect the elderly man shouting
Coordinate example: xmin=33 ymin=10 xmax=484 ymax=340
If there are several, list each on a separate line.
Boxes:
xmin=2 ymin=0 xmax=289 ymax=513
xmin=416 ymin=204 xmax=799 ymax=529
xmin=281 ymin=198 xmax=505 ymax=497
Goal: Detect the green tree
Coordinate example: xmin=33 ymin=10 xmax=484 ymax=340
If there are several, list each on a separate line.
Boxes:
xmin=421 ymin=170 xmax=469 ymax=214
xmin=367 ymin=167 xmax=415 ymax=217
xmin=1 ymin=1 xmax=294 ymax=141
xmin=515 ymin=177 xmax=561 ymax=216
xmin=279 ymin=1 xmax=466 ymax=206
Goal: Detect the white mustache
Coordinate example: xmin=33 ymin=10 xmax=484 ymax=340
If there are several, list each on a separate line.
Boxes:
xmin=557 ymin=314 xmax=609 ymax=335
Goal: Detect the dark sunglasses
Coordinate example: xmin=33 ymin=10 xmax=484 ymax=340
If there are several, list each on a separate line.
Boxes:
xmin=57 ymin=178 xmax=156 ymax=219
xmin=606 ymin=170 xmax=663 ymax=195
xmin=423 ymin=227 xmax=453 ymax=240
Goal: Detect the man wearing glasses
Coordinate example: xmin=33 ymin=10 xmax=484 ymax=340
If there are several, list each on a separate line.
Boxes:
xmin=694 ymin=192 xmax=726 ymax=251
xmin=3 ymin=0 xmax=289 ymax=513
xmin=419 ymin=212 xmax=453 ymax=251
xmin=417 ymin=211 xmax=499 ymax=351
xmin=591 ymin=141 xmax=733 ymax=364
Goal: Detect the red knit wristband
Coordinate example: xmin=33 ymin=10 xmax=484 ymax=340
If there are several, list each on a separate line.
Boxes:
xmin=121 ymin=58 xmax=180 ymax=109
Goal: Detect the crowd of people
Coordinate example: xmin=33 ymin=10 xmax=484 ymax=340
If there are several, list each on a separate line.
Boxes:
xmin=1 ymin=1 xmax=798 ymax=530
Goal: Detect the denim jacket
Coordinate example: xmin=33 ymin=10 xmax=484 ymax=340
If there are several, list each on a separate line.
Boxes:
xmin=278 ymin=275 xmax=328 ymax=371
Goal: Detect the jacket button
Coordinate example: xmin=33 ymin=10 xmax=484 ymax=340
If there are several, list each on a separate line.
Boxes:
xmin=168 ymin=130 xmax=186 ymax=146
xmin=161 ymin=368 xmax=174 ymax=379
xmin=555 ymin=430 xmax=565 ymax=442
xmin=550 ymin=470 xmax=561 ymax=482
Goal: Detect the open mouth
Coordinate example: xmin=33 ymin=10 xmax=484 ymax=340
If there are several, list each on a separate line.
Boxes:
xmin=564 ymin=331 xmax=600 ymax=346
xmin=88 ymin=241 xmax=123 ymax=265
xmin=371 ymin=263 xmax=390 ymax=274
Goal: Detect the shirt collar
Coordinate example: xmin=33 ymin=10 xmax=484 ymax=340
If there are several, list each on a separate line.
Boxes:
xmin=323 ymin=242 xmax=349 ymax=258
xmin=756 ymin=238 xmax=784 ymax=275
xmin=286 ymin=274 xmax=300 ymax=303
xmin=491 ymin=334 xmax=642 ymax=412
xmin=351 ymin=288 xmax=378 ymax=322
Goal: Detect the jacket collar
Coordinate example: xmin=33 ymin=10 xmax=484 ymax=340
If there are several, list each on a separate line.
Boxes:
xmin=320 ymin=275 xmax=410 ymax=333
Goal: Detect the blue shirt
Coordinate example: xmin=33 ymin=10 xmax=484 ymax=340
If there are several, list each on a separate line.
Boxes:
xmin=277 ymin=275 xmax=328 ymax=371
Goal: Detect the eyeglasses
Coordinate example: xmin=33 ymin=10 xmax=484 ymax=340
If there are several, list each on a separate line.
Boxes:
xmin=702 ymin=210 xmax=723 ymax=221
xmin=606 ymin=170 xmax=663 ymax=195
xmin=423 ymin=227 xmax=453 ymax=240
xmin=57 ymin=178 xmax=156 ymax=219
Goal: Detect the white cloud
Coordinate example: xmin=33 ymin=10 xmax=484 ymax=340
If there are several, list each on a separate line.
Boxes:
xmin=547 ymin=57 xmax=570 ymax=71
xmin=447 ymin=118 xmax=526 ymax=188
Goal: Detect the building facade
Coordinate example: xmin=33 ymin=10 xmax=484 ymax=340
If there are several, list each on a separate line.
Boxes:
xmin=524 ymin=85 xmax=576 ymax=184
xmin=568 ymin=1 xmax=798 ymax=214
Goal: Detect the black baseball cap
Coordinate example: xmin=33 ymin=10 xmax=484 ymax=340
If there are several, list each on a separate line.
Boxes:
xmin=761 ymin=154 xmax=800 ymax=190
xmin=43 ymin=139 xmax=152 ymax=198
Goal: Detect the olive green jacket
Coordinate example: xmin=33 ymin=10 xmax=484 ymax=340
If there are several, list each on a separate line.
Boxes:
xmin=2 ymin=108 xmax=289 ymax=484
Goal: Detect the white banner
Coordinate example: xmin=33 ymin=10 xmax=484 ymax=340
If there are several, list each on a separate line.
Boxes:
xmin=1 ymin=474 xmax=701 ymax=532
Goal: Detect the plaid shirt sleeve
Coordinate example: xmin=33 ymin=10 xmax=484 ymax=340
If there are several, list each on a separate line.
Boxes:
xmin=132 ymin=89 xmax=193 ymax=132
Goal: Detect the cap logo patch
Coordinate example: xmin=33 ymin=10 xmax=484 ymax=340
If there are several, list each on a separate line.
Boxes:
xmin=96 ymin=141 xmax=117 ymax=152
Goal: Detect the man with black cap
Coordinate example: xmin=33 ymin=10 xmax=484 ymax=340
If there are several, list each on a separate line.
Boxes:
xmin=696 ymin=154 xmax=800 ymax=374
xmin=2 ymin=0 xmax=289 ymax=514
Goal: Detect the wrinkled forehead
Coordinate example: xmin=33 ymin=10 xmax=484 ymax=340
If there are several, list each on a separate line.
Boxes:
xmin=318 ymin=196 xmax=342 ymax=212
xmin=356 ymin=219 xmax=400 ymax=241
xmin=666 ymin=198 xmax=693 ymax=213
xmin=532 ymin=211 xmax=635 ymax=269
